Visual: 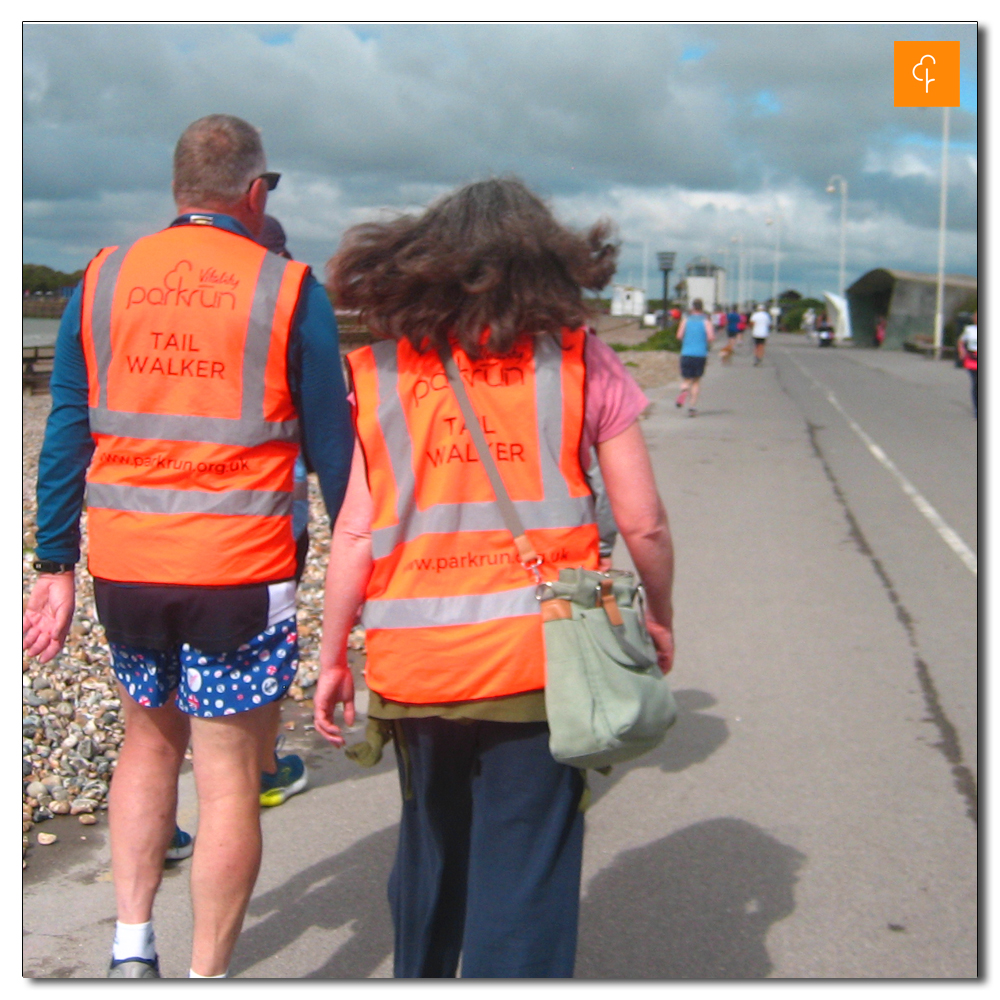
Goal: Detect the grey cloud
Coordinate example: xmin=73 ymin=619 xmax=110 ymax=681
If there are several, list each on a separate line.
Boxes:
xmin=22 ymin=22 xmax=977 ymax=282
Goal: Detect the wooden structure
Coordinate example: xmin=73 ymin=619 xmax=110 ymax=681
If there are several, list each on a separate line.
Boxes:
xmin=23 ymin=346 xmax=56 ymax=395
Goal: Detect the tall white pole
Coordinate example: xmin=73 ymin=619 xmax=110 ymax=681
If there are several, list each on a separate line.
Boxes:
xmin=734 ymin=234 xmax=745 ymax=310
xmin=771 ymin=216 xmax=781 ymax=305
xmin=838 ymin=181 xmax=847 ymax=299
xmin=642 ymin=240 xmax=648 ymax=302
xmin=933 ymin=105 xmax=950 ymax=360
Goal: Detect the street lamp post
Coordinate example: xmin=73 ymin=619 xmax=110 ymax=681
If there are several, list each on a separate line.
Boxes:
xmin=718 ymin=247 xmax=731 ymax=307
xmin=766 ymin=215 xmax=782 ymax=306
xmin=656 ymin=252 xmax=676 ymax=323
xmin=730 ymin=235 xmax=744 ymax=310
xmin=826 ymin=175 xmax=848 ymax=298
xmin=932 ymin=106 xmax=951 ymax=360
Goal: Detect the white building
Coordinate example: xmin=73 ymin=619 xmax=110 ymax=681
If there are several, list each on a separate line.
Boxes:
xmin=680 ymin=257 xmax=726 ymax=312
xmin=610 ymin=284 xmax=646 ymax=317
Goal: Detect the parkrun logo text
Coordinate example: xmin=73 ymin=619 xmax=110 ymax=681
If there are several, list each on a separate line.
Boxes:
xmin=126 ymin=260 xmax=239 ymax=310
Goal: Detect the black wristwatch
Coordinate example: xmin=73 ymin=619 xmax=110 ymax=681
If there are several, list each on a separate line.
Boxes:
xmin=33 ymin=560 xmax=75 ymax=575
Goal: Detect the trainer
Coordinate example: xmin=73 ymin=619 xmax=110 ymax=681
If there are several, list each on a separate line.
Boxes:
xmin=22 ymin=115 xmax=353 ymax=978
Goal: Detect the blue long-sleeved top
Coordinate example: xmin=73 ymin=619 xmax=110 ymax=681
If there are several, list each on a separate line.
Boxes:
xmin=35 ymin=213 xmax=353 ymax=565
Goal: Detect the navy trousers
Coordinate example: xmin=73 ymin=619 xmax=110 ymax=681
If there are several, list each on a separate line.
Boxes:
xmin=388 ymin=718 xmax=585 ymax=978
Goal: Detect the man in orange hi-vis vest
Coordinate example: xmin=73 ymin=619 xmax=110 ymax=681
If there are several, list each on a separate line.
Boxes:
xmin=23 ymin=115 xmax=353 ymax=978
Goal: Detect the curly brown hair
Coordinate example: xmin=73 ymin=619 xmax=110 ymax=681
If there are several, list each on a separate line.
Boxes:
xmin=326 ymin=177 xmax=619 ymax=357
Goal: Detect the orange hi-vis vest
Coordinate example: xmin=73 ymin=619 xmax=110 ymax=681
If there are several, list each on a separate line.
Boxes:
xmin=80 ymin=222 xmax=309 ymax=586
xmin=347 ymin=329 xmax=601 ymax=704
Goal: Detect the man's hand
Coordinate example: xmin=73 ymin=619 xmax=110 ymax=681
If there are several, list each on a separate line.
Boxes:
xmin=23 ymin=573 xmax=76 ymax=664
xmin=646 ymin=619 xmax=675 ymax=675
xmin=313 ymin=662 xmax=356 ymax=748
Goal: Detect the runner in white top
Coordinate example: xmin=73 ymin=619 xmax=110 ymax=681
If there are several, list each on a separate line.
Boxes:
xmin=750 ymin=305 xmax=771 ymax=366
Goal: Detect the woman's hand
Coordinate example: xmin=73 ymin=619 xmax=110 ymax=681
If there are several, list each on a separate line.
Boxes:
xmin=646 ymin=619 xmax=675 ymax=675
xmin=314 ymin=437 xmax=373 ymax=748
xmin=313 ymin=660 xmax=356 ymax=747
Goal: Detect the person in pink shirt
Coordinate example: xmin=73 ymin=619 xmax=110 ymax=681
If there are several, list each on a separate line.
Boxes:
xmin=312 ymin=178 xmax=674 ymax=978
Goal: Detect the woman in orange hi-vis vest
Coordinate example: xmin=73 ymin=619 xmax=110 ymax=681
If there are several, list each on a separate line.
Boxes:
xmin=315 ymin=179 xmax=676 ymax=978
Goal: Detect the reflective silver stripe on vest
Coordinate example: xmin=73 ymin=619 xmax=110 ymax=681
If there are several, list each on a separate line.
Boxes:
xmin=361 ymin=585 xmax=539 ymax=630
xmin=372 ymin=339 xmax=419 ymax=528
xmin=370 ymin=496 xmax=594 ymax=560
xmin=87 ymin=410 xmax=299 ymax=447
xmin=241 ymin=251 xmax=287 ymax=423
xmin=86 ymin=482 xmax=293 ymax=518
xmin=90 ymin=244 xmax=132 ymax=410
xmin=87 ymin=237 xmax=298 ymax=447
xmin=533 ymin=333 xmax=571 ymax=501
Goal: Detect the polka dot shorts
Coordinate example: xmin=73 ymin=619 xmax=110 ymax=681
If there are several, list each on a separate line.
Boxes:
xmin=109 ymin=617 xmax=299 ymax=717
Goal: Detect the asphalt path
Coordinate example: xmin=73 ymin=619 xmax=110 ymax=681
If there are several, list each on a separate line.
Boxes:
xmin=22 ymin=335 xmax=978 ymax=979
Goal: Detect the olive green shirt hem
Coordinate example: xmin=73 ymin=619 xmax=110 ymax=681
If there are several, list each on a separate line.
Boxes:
xmin=365 ymin=688 xmax=547 ymax=723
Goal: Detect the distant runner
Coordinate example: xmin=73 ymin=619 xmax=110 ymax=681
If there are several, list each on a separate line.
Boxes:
xmin=749 ymin=303 xmax=771 ymax=366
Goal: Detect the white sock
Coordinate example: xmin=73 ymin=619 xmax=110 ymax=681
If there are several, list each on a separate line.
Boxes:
xmin=112 ymin=920 xmax=156 ymax=961
xmin=189 ymin=969 xmax=228 ymax=978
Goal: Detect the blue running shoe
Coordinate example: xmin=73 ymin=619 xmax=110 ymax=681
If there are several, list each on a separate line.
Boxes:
xmin=165 ymin=825 xmax=194 ymax=861
xmin=260 ymin=747 xmax=308 ymax=808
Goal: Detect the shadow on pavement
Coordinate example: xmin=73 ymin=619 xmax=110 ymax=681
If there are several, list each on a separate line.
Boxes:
xmin=233 ymin=687 xmax=731 ymax=977
xmin=231 ymin=825 xmax=398 ymax=978
xmin=587 ymin=688 xmax=729 ymax=807
xmin=576 ymin=818 xmax=806 ymax=978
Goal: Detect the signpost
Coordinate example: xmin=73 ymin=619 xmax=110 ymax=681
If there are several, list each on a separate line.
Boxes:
xmin=657 ymin=251 xmax=676 ymax=323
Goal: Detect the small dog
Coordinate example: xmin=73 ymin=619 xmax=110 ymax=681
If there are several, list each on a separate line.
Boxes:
xmin=719 ymin=341 xmax=734 ymax=364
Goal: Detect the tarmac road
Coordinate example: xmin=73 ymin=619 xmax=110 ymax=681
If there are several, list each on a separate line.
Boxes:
xmin=22 ymin=334 xmax=978 ymax=979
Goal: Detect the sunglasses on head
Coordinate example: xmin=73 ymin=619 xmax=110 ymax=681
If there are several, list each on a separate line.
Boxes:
xmin=251 ymin=172 xmax=281 ymax=192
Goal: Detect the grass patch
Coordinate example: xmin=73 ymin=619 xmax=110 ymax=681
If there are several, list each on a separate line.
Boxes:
xmin=611 ymin=325 xmax=681 ymax=353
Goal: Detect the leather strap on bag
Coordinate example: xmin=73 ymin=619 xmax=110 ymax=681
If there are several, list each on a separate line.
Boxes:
xmin=439 ymin=343 xmax=657 ymax=668
xmin=437 ymin=343 xmax=542 ymax=574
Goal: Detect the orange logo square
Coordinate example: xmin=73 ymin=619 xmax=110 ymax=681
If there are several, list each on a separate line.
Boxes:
xmin=894 ymin=41 xmax=960 ymax=107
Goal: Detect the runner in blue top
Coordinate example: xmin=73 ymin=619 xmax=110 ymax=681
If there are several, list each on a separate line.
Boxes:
xmin=675 ymin=298 xmax=715 ymax=417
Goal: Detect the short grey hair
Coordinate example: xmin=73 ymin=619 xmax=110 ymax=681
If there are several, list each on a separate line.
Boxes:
xmin=172 ymin=114 xmax=267 ymax=207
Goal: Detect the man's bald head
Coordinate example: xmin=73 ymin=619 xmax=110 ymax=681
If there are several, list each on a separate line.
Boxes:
xmin=172 ymin=114 xmax=267 ymax=210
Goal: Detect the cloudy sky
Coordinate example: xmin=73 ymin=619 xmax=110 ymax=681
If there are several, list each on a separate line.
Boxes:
xmin=23 ymin=21 xmax=978 ymax=302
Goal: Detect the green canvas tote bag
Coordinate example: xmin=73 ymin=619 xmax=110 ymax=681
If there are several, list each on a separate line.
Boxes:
xmin=438 ymin=344 xmax=678 ymax=770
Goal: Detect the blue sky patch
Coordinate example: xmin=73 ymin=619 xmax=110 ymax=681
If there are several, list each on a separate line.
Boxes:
xmin=752 ymin=90 xmax=782 ymax=116
xmin=259 ymin=29 xmax=297 ymax=46
xmin=681 ymin=44 xmax=712 ymax=63
xmin=960 ymin=67 xmax=977 ymax=113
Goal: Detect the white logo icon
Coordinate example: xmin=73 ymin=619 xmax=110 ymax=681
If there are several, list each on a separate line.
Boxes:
xmin=912 ymin=54 xmax=936 ymax=94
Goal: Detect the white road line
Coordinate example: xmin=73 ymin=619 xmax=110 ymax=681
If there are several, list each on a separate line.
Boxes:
xmin=785 ymin=351 xmax=977 ymax=576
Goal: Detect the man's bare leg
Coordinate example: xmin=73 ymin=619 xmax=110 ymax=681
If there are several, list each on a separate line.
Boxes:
xmin=109 ymin=686 xmax=190 ymax=924
xmin=258 ymin=703 xmax=282 ymax=776
xmin=188 ymin=701 xmax=280 ymax=976
xmin=688 ymin=379 xmax=701 ymax=408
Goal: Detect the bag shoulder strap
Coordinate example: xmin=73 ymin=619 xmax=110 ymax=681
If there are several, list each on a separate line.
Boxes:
xmin=437 ymin=343 xmax=541 ymax=570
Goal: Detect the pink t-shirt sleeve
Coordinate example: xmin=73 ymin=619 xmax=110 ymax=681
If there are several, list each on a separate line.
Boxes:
xmin=581 ymin=333 xmax=649 ymax=466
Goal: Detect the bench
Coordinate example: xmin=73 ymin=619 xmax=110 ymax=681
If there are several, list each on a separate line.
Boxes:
xmin=23 ymin=346 xmax=56 ymax=395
